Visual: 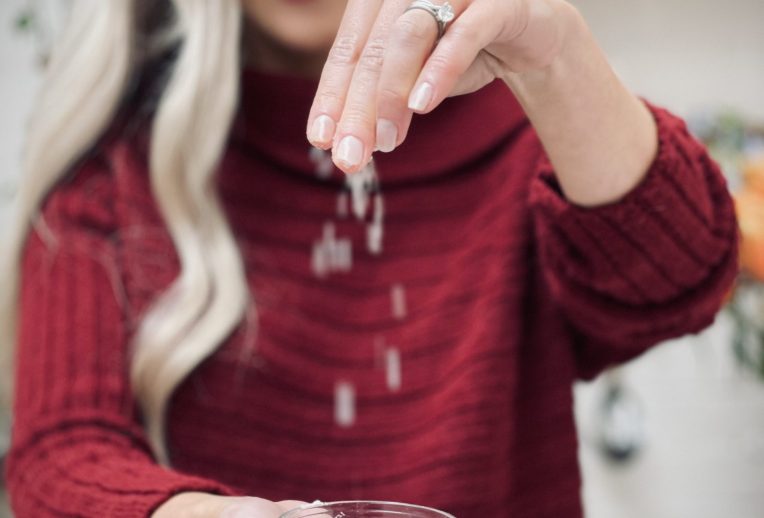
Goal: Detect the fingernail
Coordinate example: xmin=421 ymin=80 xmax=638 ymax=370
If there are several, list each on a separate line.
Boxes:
xmin=408 ymin=82 xmax=433 ymax=112
xmin=336 ymin=135 xmax=364 ymax=169
xmin=309 ymin=114 xmax=335 ymax=145
xmin=375 ymin=119 xmax=398 ymax=153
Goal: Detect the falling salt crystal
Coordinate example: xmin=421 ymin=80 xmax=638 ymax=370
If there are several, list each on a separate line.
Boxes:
xmin=366 ymin=192 xmax=384 ymax=255
xmin=367 ymin=222 xmax=382 ymax=255
xmin=311 ymin=242 xmax=329 ymax=278
xmin=390 ymin=283 xmax=407 ymax=320
xmin=346 ymin=158 xmax=377 ymax=220
xmin=334 ymin=381 xmax=356 ymax=427
xmin=336 ymin=191 xmax=349 ymax=218
xmin=332 ymin=238 xmax=352 ymax=271
xmin=311 ymin=221 xmax=353 ymax=278
xmin=309 ymin=146 xmax=334 ymax=179
xmin=385 ymin=347 xmax=401 ymax=392
xmin=311 ymin=222 xmax=334 ymax=278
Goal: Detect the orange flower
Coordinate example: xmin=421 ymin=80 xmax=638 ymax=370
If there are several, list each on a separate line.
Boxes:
xmin=735 ymin=189 xmax=764 ymax=281
xmin=721 ymin=278 xmax=738 ymax=305
xmin=742 ymin=156 xmax=764 ymax=196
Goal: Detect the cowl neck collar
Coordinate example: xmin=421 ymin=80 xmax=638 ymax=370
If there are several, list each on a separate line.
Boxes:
xmin=231 ymin=65 xmax=527 ymax=185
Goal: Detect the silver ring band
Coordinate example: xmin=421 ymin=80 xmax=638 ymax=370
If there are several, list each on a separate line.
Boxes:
xmin=404 ymin=0 xmax=456 ymax=40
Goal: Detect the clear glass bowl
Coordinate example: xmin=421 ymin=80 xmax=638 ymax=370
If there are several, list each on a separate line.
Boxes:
xmin=279 ymin=501 xmax=456 ymax=518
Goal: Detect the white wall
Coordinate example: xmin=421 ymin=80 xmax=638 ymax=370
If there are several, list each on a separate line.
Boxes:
xmin=0 ymin=0 xmax=40 ymax=228
xmin=573 ymin=0 xmax=764 ymax=120
xmin=0 ymin=0 xmax=40 ymax=515
xmin=576 ymin=316 xmax=764 ymax=518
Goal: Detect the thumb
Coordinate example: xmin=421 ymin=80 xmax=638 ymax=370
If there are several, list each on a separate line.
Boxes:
xmin=448 ymin=50 xmax=503 ymax=98
xmin=220 ymin=497 xmax=306 ymax=518
xmin=276 ymin=500 xmax=312 ymax=515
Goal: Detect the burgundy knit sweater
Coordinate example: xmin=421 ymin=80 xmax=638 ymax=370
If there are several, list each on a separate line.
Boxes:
xmin=6 ymin=68 xmax=739 ymax=518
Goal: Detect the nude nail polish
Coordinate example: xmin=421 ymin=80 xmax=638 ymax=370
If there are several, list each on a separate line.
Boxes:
xmin=375 ymin=119 xmax=398 ymax=153
xmin=336 ymin=135 xmax=364 ymax=169
xmin=309 ymin=114 xmax=335 ymax=144
xmin=408 ymin=82 xmax=433 ymax=112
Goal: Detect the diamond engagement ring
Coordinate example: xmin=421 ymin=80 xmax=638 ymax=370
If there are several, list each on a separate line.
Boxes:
xmin=404 ymin=0 xmax=456 ymax=40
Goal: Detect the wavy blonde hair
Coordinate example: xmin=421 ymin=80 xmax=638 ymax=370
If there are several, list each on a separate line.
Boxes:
xmin=1 ymin=0 xmax=249 ymax=464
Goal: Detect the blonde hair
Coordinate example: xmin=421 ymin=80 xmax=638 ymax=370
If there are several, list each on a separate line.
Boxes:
xmin=1 ymin=0 xmax=249 ymax=464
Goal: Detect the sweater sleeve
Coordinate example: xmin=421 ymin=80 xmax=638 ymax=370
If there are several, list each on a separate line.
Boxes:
xmin=528 ymin=101 xmax=740 ymax=381
xmin=5 ymin=150 xmax=239 ymax=517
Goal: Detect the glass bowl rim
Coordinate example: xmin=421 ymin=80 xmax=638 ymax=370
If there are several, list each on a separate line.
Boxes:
xmin=279 ymin=500 xmax=456 ymax=518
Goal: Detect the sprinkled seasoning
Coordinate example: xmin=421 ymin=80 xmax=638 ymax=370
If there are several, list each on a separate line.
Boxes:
xmin=345 ymin=158 xmax=378 ymax=220
xmin=334 ymin=381 xmax=356 ymax=427
xmin=385 ymin=347 xmax=402 ymax=392
xmin=366 ymin=192 xmax=384 ymax=255
xmin=390 ymin=283 xmax=407 ymax=320
xmin=311 ymin=222 xmax=352 ymax=278
xmin=307 ymin=151 xmax=400 ymax=427
xmin=309 ymin=146 xmax=334 ymax=179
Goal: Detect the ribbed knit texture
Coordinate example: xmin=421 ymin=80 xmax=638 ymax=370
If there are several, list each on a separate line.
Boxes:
xmin=6 ymin=68 xmax=739 ymax=518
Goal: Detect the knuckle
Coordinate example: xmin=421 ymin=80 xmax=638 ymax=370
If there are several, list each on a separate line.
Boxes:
xmin=358 ymin=37 xmax=387 ymax=72
xmin=342 ymin=108 xmax=372 ymax=127
xmin=340 ymin=104 xmax=375 ymax=129
xmin=377 ymin=84 xmax=407 ymax=105
xmin=314 ymin=90 xmax=344 ymax=111
xmin=426 ymin=51 xmax=458 ymax=75
xmin=448 ymin=22 xmax=478 ymax=43
xmin=394 ymin=15 xmax=434 ymax=46
xmin=327 ymin=33 xmax=361 ymax=66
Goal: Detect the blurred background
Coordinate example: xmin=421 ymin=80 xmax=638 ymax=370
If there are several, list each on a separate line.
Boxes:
xmin=1 ymin=0 xmax=763 ymax=516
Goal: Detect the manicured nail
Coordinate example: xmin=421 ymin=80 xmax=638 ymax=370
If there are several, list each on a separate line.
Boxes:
xmin=375 ymin=119 xmax=398 ymax=153
xmin=336 ymin=135 xmax=364 ymax=169
xmin=308 ymin=114 xmax=335 ymax=145
xmin=408 ymin=82 xmax=433 ymax=112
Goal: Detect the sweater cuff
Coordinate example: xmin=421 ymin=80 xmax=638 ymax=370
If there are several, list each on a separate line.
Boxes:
xmin=529 ymin=101 xmax=739 ymax=351
xmin=6 ymin=418 xmax=242 ymax=518
xmin=8 ymin=446 xmax=241 ymax=518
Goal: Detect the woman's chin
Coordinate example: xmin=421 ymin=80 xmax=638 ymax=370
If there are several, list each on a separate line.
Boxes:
xmin=250 ymin=21 xmax=332 ymax=57
xmin=276 ymin=33 xmax=332 ymax=55
xmin=242 ymin=0 xmax=346 ymax=52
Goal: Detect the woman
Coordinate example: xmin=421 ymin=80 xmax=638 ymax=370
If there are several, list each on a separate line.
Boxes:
xmin=2 ymin=0 xmax=739 ymax=516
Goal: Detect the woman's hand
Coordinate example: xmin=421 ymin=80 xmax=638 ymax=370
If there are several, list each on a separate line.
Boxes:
xmin=306 ymin=0 xmax=571 ymax=174
xmin=152 ymin=492 xmax=307 ymax=518
xmin=308 ymin=0 xmax=658 ymax=208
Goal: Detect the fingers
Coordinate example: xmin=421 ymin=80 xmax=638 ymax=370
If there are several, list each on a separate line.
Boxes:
xmin=306 ymin=0 xmax=383 ymax=151
xmin=307 ymin=0 xmax=503 ymax=174
xmin=330 ymin=0 xmax=467 ymax=173
xmin=403 ymin=1 xmax=503 ymax=114
xmin=328 ymin=0 xmax=416 ymax=173
xmin=372 ymin=6 xmax=448 ymax=154
xmin=308 ymin=0 xmax=445 ymax=174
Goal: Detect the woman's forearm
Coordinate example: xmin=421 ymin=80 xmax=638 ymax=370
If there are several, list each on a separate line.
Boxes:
xmin=501 ymin=1 xmax=658 ymax=208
